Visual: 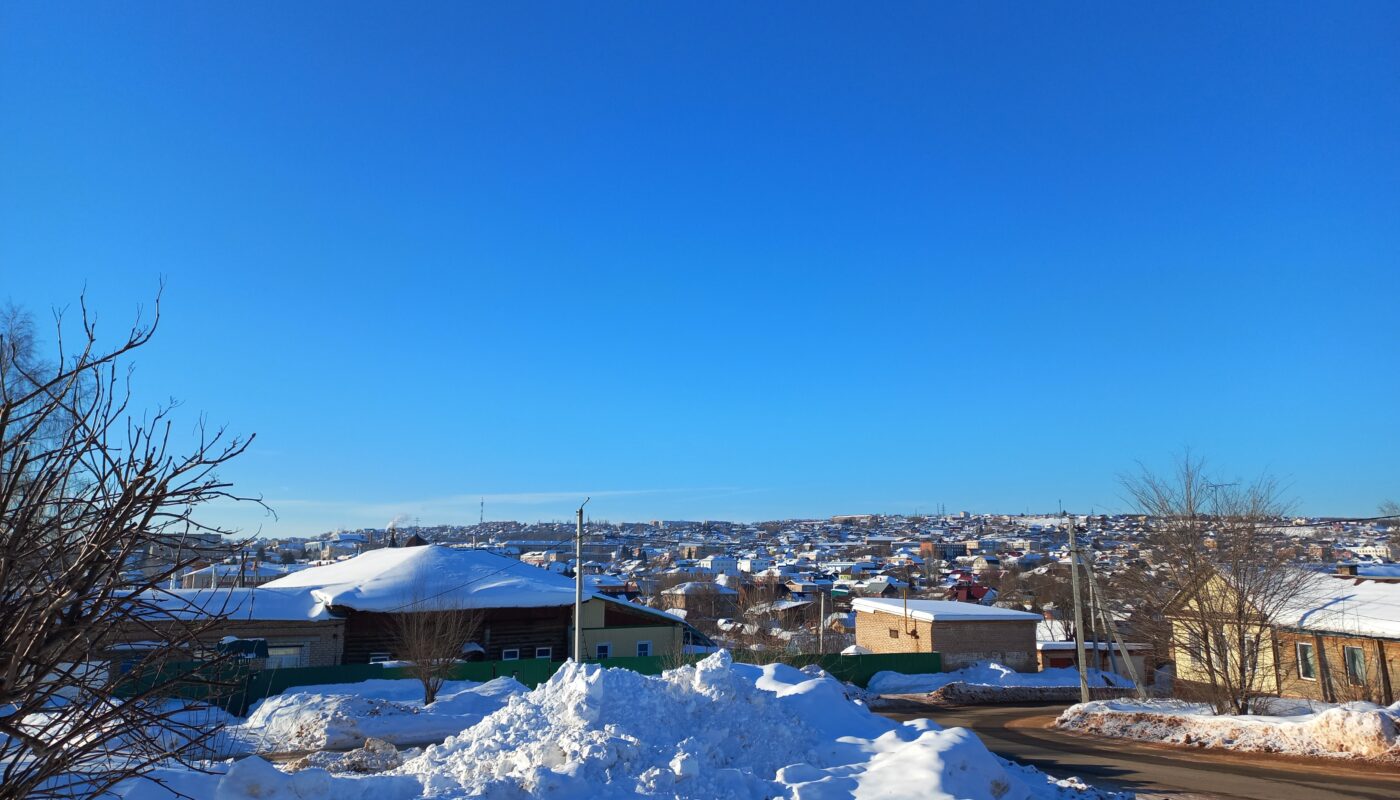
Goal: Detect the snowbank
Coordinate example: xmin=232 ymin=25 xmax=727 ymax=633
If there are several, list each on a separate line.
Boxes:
xmin=113 ymin=766 xmax=227 ymax=799
xmin=868 ymin=661 xmax=1132 ymax=696
xmin=118 ymin=656 xmax=1125 ymax=800
xmin=231 ymin=676 xmax=525 ymax=751
xmin=398 ymin=651 xmax=1121 ymax=799
xmin=1056 ymin=698 xmax=1400 ymax=761
xmin=216 ymin=757 xmax=420 ymax=800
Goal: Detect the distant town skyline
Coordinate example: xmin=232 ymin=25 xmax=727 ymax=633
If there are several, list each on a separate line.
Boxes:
xmin=4 ymin=4 xmax=1397 ymax=538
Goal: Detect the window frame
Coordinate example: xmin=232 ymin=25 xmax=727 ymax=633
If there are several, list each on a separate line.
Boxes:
xmin=1343 ymin=645 xmax=1367 ymax=686
xmin=266 ymin=643 xmax=308 ymax=669
xmin=594 ymin=642 xmax=611 ymax=660
xmin=368 ymin=652 xmax=392 ymax=664
xmin=534 ymin=647 xmax=552 ymax=660
xmin=1295 ymin=642 xmax=1317 ymax=681
xmin=636 ymin=640 xmax=651 ymax=657
xmin=501 ymin=648 xmax=521 ymax=661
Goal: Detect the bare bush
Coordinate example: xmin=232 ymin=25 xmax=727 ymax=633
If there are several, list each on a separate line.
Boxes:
xmin=390 ymin=596 xmax=483 ymax=705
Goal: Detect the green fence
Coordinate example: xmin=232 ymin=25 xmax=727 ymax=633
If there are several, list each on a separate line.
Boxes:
xmin=174 ymin=651 xmax=941 ymax=716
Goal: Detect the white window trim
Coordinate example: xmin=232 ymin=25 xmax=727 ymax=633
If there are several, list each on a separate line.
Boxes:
xmin=501 ymin=648 xmax=521 ymax=661
xmin=534 ymin=647 xmax=552 ymax=660
xmin=266 ymin=643 xmax=309 ymax=669
xmin=636 ymin=640 xmax=652 ymax=657
xmin=368 ymin=652 xmax=392 ymax=664
xmin=1296 ymin=642 xmax=1317 ymax=681
xmin=594 ymin=643 xmax=611 ymax=660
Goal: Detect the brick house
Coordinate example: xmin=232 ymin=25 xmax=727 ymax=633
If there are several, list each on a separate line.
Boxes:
xmin=659 ymin=581 xmax=739 ymax=620
xmin=851 ymin=597 xmax=1041 ymax=670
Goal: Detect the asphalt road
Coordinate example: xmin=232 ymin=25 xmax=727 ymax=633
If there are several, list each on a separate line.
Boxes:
xmin=877 ymin=702 xmax=1400 ymax=800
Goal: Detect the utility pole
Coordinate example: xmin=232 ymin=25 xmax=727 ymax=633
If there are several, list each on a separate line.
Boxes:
xmin=1082 ymin=563 xmax=1148 ymax=699
xmin=818 ymin=589 xmax=826 ymax=654
xmin=574 ymin=497 xmax=590 ymax=663
xmin=1068 ymin=513 xmax=1090 ymax=704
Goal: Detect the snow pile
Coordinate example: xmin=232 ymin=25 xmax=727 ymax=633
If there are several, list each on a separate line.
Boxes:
xmin=215 ymin=757 xmax=419 ymax=800
xmin=288 ymin=737 xmax=408 ymax=773
xmin=868 ymin=661 xmax=1132 ymax=695
xmin=399 ymin=651 xmax=1121 ymax=799
xmin=113 ymin=766 xmax=228 ymax=800
xmin=232 ymin=676 xmax=525 ymax=751
xmin=12 ymin=698 xmax=250 ymax=762
xmin=1057 ymin=698 xmax=1400 ymax=761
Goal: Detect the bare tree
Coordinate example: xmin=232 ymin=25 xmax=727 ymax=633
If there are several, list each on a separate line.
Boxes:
xmin=1382 ymin=499 xmax=1400 ymax=521
xmin=1 ymin=293 xmax=263 ymax=799
xmin=390 ymin=598 xmax=483 ymax=704
xmin=1123 ymin=454 xmax=1316 ymax=714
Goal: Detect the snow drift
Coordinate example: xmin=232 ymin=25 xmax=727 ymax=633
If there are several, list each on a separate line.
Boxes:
xmin=398 ymin=651 xmax=1121 ymax=799
xmin=1056 ymin=698 xmax=1400 ymax=761
xmin=868 ymin=661 xmax=1133 ymax=696
xmin=118 ymin=655 xmax=1123 ymax=800
xmin=232 ymin=676 xmax=525 ymax=751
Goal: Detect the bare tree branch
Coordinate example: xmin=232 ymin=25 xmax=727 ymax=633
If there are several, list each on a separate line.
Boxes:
xmin=1 ymin=292 xmax=263 ymax=800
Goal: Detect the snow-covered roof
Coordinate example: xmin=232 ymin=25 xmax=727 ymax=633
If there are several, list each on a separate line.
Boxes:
xmin=1351 ymin=564 xmax=1400 ymax=579
xmin=183 ymin=562 xmax=304 ymax=578
xmin=1277 ymin=574 xmax=1400 ymax=639
xmin=851 ymin=597 xmax=1042 ymax=623
xmin=745 ymin=599 xmax=812 ymax=615
xmin=261 ymin=544 xmax=577 ymax=613
xmin=137 ymin=587 xmax=331 ymax=621
xmin=584 ymin=574 xmax=628 ymax=590
xmin=660 ymin=581 xmax=738 ymax=596
xmin=597 ymin=595 xmax=689 ymax=626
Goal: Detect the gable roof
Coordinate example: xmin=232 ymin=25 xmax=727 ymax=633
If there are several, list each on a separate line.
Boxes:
xmin=260 ymin=544 xmax=577 ymax=612
xmin=1277 ymin=574 xmax=1400 ymax=639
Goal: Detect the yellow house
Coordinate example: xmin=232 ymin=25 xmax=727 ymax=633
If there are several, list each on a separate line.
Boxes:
xmin=1165 ymin=570 xmax=1400 ymax=705
xmin=574 ymin=595 xmax=689 ymax=660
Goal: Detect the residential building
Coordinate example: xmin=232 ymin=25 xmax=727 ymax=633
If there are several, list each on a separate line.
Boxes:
xmin=851 ymin=597 xmax=1041 ymax=670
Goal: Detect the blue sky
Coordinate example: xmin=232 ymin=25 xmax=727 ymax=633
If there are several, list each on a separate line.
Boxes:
xmin=2 ymin=3 xmax=1397 ymax=535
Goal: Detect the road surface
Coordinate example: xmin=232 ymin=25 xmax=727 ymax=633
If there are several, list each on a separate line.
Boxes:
xmin=877 ymin=702 xmax=1400 ymax=800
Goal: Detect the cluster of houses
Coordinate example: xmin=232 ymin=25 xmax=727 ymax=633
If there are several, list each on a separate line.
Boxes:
xmin=111 ymin=512 xmax=1400 ymax=709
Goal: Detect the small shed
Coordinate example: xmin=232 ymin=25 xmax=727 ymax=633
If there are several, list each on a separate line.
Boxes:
xmin=851 ymin=598 xmax=1041 ymax=670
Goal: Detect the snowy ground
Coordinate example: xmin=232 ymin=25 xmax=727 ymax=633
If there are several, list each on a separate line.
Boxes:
xmin=867 ymin=661 xmax=1133 ymax=696
xmin=112 ymin=653 xmax=1128 ymax=800
xmin=1056 ymin=698 xmax=1400 ymax=761
xmin=229 ymin=676 xmax=526 ymax=752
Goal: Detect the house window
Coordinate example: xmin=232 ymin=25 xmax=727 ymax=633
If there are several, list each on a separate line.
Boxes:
xmin=1344 ymin=646 xmax=1367 ymax=685
xmin=534 ymin=647 xmax=552 ymax=660
xmin=636 ymin=641 xmax=651 ymax=657
xmin=502 ymin=648 xmax=520 ymax=661
xmin=1296 ymin=642 xmax=1318 ymax=680
xmin=888 ymin=627 xmax=899 ymax=639
xmin=1184 ymin=631 xmax=1203 ymax=661
xmin=368 ymin=652 xmax=392 ymax=664
xmin=595 ymin=643 xmax=611 ymax=660
xmin=266 ymin=644 xmax=307 ymax=669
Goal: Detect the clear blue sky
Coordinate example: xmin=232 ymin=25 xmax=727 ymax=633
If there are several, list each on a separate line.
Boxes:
xmin=2 ymin=3 xmax=1397 ymax=535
